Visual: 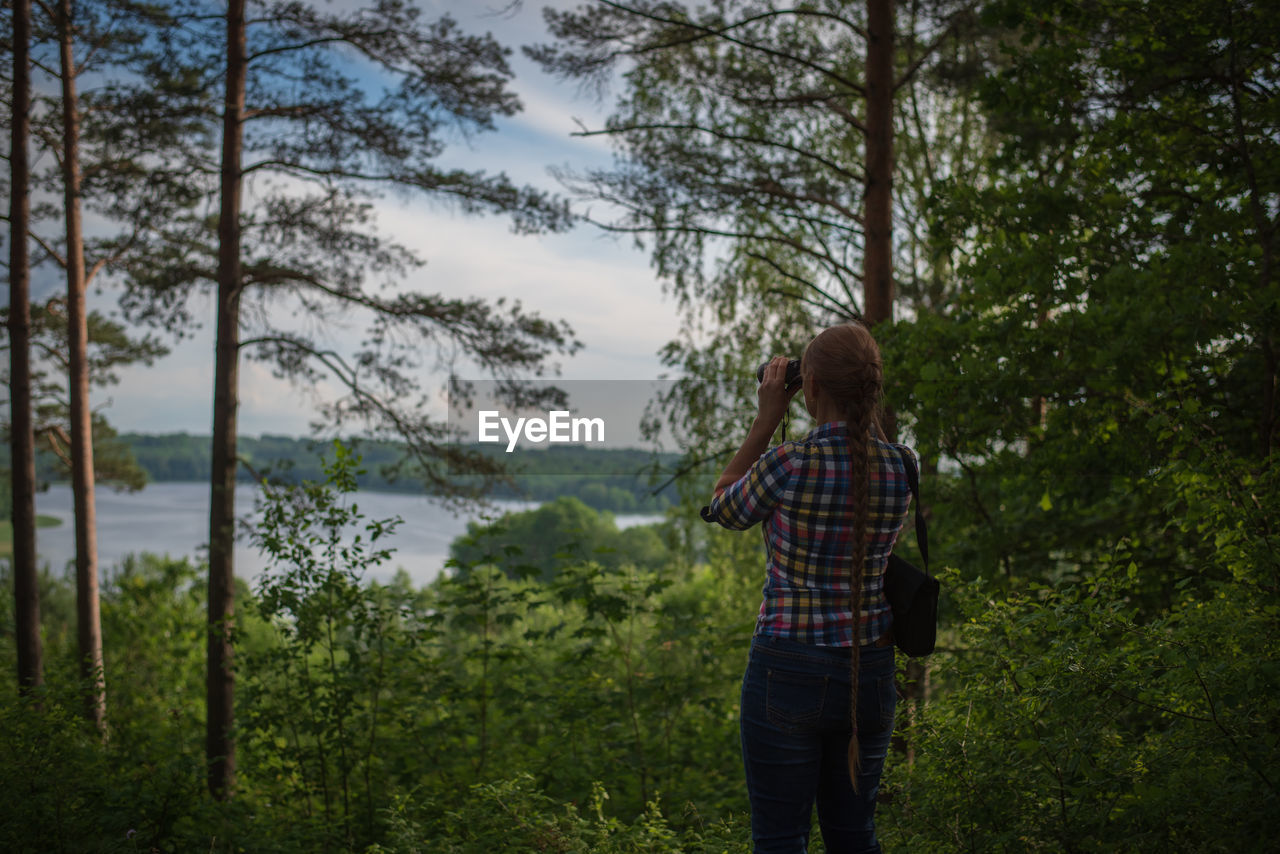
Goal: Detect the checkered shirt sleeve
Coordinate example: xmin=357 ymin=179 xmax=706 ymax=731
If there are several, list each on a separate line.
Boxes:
xmin=699 ymin=442 xmax=798 ymax=530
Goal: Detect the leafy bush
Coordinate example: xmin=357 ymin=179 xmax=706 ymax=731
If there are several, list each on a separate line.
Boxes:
xmin=7 ymin=414 xmax=1275 ymax=853
xmin=448 ymin=495 xmax=670 ymax=581
xmin=880 ymin=434 xmax=1280 ymax=853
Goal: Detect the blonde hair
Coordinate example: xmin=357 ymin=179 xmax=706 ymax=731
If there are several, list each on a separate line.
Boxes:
xmin=802 ymin=322 xmax=884 ymax=790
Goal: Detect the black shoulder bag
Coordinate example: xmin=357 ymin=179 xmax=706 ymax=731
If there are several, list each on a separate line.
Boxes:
xmin=882 ymin=447 xmax=939 ymax=657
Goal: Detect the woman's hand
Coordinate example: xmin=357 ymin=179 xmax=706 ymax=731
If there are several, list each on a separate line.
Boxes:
xmin=711 ymin=356 xmax=801 ymax=496
xmin=756 ymin=355 xmax=802 ymax=430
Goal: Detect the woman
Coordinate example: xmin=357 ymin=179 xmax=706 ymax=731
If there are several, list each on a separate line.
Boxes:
xmin=700 ymin=322 xmax=915 ymax=854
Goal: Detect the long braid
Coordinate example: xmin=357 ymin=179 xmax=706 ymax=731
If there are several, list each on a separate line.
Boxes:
xmin=845 ymin=400 xmax=874 ymax=790
xmin=801 ymin=321 xmax=884 ymax=792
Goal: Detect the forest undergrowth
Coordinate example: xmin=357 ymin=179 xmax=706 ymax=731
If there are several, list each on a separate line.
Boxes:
xmin=2 ymin=435 xmax=1277 ymax=852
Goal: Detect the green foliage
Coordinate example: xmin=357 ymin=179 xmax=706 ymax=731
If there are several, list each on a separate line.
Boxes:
xmin=527 ymin=0 xmax=1002 ymax=481
xmin=867 ymin=3 xmax=1280 ymax=848
xmin=241 ymin=441 xmax=412 ymax=850
xmin=396 ymin=774 xmax=750 ymax=853
xmin=448 ymin=496 xmax=669 ymax=581
xmin=0 ymin=555 xmax=224 ymax=853
xmin=1 ymin=303 xmax=164 ymax=495
xmin=100 ymin=554 xmax=207 ymax=733
xmin=0 ymin=444 xmax=741 ymax=852
xmin=4 ymin=419 xmax=1277 ymax=851
xmin=880 ymin=104 xmax=1280 ymax=831
xmin=886 ymin=0 xmax=1280 ymax=588
xmin=883 ymin=512 xmax=1279 ymax=851
xmin=425 ymin=494 xmax=749 ymax=821
xmin=0 ymin=693 xmax=132 ymax=853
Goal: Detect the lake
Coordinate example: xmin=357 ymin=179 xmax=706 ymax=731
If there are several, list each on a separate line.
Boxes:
xmin=32 ymin=482 xmax=666 ymax=588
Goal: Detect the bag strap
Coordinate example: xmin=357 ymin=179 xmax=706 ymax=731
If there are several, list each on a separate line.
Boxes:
xmin=894 ymin=446 xmax=930 ymax=574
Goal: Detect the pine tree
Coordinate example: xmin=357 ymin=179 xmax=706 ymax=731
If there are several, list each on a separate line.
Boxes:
xmin=112 ymin=0 xmax=579 ymax=797
xmin=7 ymin=0 xmax=43 ymax=696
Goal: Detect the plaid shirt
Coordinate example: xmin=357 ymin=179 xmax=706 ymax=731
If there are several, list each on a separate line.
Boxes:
xmin=701 ymin=422 xmax=915 ymax=647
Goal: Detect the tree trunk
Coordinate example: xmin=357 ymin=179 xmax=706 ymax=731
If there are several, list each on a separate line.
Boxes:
xmin=867 ymin=0 xmax=929 ymax=764
xmin=1264 ymin=336 xmax=1276 ymax=459
xmin=863 ymin=0 xmax=895 ymax=327
xmin=207 ymin=0 xmax=246 ymax=800
xmin=9 ymin=0 xmax=43 ymax=696
xmin=58 ymin=0 xmax=106 ymax=735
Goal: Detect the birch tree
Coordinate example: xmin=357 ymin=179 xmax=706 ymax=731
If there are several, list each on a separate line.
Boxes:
xmin=528 ymin=0 xmax=989 ymax=452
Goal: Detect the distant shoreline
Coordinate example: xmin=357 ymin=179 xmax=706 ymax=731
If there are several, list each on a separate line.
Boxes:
xmin=84 ymin=433 xmax=688 ymax=514
xmin=32 ymin=479 xmax=669 ymax=516
xmin=27 ymin=482 xmax=667 ymax=585
xmin=0 ymin=515 xmax=63 ymax=558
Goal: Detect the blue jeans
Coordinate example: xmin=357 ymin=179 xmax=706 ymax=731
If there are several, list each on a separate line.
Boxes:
xmin=740 ymin=635 xmax=896 ymax=854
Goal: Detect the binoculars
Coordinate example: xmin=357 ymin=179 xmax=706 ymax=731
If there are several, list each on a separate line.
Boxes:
xmin=756 ymin=358 xmax=803 ymax=389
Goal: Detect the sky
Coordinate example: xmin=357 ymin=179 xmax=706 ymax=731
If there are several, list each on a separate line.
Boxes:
xmin=69 ymin=0 xmax=686 ymax=441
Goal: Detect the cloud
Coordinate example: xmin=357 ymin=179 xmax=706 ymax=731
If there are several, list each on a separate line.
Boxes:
xmin=377 ymin=198 xmax=679 ymax=375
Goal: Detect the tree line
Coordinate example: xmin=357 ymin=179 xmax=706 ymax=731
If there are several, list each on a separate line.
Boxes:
xmin=30 ymin=432 xmax=682 ymax=512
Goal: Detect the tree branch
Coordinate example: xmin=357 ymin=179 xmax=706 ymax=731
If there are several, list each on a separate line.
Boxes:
xmin=1188 ymin=650 xmax=1277 ymax=795
xmin=574 ymin=122 xmax=865 ymax=184
xmin=581 ymin=212 xmax=863 ymax=284
xmin=247 ymin=35 xmax=354 ymax=64
xmin=748 ymin=251 xmax=858 ymax=317
xmin=598 ymin=0 xmax=865 ymax=97
xmin=236 ymin=334 xmax=447 ymax=483
xmin=734 ymin=178 xmax=864 ymax=226
xmin=41 ymin=425 xmax=73 ymax=469
xmin=649 ymin=445 xmax=737 ymax=494
xmin=894 ymin=4 xmax=979 ymax=92
xmin=29 ymin=229 xmax=67 ymax=269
